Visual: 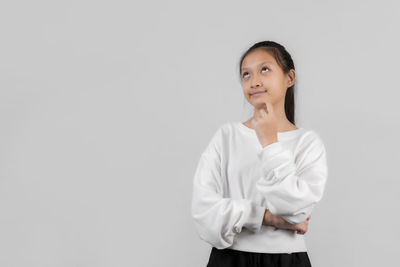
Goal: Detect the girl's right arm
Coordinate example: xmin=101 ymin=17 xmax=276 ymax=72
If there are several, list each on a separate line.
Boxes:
xmin=191 ymin=126 xmax=266 ymax=249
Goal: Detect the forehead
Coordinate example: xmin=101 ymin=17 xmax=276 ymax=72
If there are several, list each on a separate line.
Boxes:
xmin=241 ymin=49 xmax=276 ymax=71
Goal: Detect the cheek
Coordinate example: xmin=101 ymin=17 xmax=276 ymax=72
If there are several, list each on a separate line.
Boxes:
xmin=267 ymin=88 xmax=283 ymax=97
xmin=266 ymin=79 xmax=286 ymax=94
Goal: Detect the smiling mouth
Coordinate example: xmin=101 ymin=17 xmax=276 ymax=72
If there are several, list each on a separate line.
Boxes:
xmin=250 ymin=91 xmax=267 ymax=97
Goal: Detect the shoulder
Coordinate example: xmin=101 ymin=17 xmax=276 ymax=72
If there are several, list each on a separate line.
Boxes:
xmin=294 ymin=128 xmax=329 ymax=174
xmin=209 ymin=121 xmax=235 ymax=141
xmin=201 ymin=121 xmax=232 ymax=156
xmin=296 ymin=128 xmax=327 ymax=154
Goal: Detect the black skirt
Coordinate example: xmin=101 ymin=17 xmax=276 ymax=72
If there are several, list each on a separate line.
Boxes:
xmin=206 ymin=247 xmax=312 ymax=267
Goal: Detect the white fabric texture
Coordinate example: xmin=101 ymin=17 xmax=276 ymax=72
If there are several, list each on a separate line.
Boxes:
xmin=191 ymin=121 xmax=328 ymax=253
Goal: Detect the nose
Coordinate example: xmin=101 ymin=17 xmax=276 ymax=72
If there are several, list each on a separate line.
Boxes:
xmin=250 ymin=75 xmax=263 ymax=88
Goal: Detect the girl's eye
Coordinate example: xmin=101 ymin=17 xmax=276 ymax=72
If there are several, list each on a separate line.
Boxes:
xmin=242 ymin=67 xmax=269 ymax=78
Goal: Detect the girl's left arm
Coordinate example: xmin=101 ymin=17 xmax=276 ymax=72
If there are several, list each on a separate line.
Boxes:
xmin=255 ymin=131 xmax=328 ymax=225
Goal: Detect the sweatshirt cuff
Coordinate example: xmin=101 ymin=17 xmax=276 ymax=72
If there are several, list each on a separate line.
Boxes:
xmin=240 ymin=201 xmax=265 ymax=233
xmin=257 ymin=141 xmax=297 ymax=185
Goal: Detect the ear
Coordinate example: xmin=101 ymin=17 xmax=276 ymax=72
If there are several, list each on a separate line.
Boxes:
xmin=287 ymin=69 xmax=296 ymax=87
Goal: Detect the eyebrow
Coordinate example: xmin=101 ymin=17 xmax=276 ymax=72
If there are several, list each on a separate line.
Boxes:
xmin=241 ymin=61 xmax=274 ymax=72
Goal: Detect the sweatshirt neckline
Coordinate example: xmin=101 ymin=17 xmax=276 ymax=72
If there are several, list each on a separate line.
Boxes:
xmin=236 ymin=121 xmax=304 ymax=139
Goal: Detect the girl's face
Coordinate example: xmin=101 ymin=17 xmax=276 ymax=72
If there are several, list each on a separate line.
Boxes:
xmin=240 ymin=49 xmax=294 ymax=109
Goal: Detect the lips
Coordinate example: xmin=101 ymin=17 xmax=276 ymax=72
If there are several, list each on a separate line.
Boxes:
xmin=250 ymin=90 xmax=267 ymax=96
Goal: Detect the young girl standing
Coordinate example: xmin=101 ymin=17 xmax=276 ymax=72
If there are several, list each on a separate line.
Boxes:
xmin=191 ymin=41 xmax=328 ymax=267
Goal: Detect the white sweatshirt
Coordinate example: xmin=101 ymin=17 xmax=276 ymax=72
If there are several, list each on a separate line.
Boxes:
xmin=191 ymin=121 xmax=328 ymax=253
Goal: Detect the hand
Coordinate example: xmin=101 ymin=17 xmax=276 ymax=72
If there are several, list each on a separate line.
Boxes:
xmin=263 ymin=210 xmax=311 ymax=235
xmin=251 ymin=101 xmax=279 ymax=147
xmin=294 ymin=218 xmax=310 ymax=235
xmin=274 ymin=215 xmax=311 ymax=235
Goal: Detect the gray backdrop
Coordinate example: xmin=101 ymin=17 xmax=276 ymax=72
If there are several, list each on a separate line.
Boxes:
xmin=1 ymin=0 xmax=399 ymax=266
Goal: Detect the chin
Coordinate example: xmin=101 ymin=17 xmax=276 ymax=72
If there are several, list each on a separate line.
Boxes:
xmin=250 ymin=96 xmax=267 ymax=102
xmin=253 ymin=98 xmax=272 ymax=107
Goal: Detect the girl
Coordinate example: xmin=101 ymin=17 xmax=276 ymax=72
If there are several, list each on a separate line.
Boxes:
xmin=191 ymin=40 xmax=328 ymax=267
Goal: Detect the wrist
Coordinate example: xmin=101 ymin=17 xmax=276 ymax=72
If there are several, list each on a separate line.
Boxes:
xmin=263 ymin=210 xmax=276 ymax=226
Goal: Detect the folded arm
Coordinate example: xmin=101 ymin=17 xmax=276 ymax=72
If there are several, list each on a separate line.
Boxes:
xmin=255 ymin=132 xmax=328 ymax=224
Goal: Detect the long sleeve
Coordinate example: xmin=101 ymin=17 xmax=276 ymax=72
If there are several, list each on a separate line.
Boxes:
xmin=191 ymin=128 xmax=266 ymax=249
xmin=255 ymin=131 xmax=328 ymax=225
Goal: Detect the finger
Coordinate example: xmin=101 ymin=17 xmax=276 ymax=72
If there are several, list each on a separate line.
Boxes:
xmin=265 ymin=101 xmax=273 ymax=114
xmin=260 ymin=108 xmax=267 ymax=117
xmin=254 ymin=108 xmax=262 ymax=119
xmin=252 ymin=120 xmax=259 ymax=130
xmin=260 ymin=107 xmax=267 ymax=118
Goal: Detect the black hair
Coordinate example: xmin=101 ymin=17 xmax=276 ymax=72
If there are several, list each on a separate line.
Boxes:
xmin=238 ymin=41 xmax=296 ymax=125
